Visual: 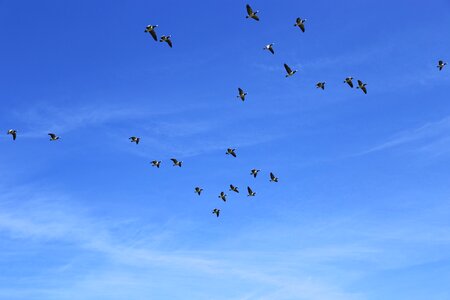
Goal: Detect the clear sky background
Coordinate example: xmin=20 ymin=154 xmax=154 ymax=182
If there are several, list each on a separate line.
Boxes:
xmin=1 ymin=0 xmax=450 ymax=299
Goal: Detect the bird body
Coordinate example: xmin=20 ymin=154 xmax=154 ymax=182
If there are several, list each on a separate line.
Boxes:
xmin=270 ymin=172 xmax=278 ymax=182
xmin=250 ymin=169 xmax=260 ymax=178
xmin=246 ymin=4 xmax=259 ymax=21
xmin=7 ymin=129 xmax=17 ymax=141
xmin=438 ymin=60 xmax=447 ymax=71
xmin=195 ymin=187 xmax=203 ymax=195
xmin=151 ymin=160 xmax=161 ymax=168
xmin=160 ymin=35 xmax=172 ymax=48
xmin=129 ymin=136 xmax=140 ymax=144
xmin=294 ymin=17 xmax=306 ymax=32
xmin=316 ymin=82 xmax=326 ymax=90
xmin=171 ymin=158 xmax=182 ymax=167
xmin=357 ymin=80 xmax=367 ymax=94
xmin=237 ymin=88 xmax=247 ymax=101
xmin=344 ymin=77 xmax=354 ymax=88
xmin=263 ymin=43 xmax=275 ymax=54
xmin=226 ymin=148 xmax=237 ymax=157
xmin=144 ymin=25 xmax=158 ymax=41
xmin=247 ymin=186 xmax=256 ymax=196
xmin=229 ymin=184 xmax=239 ymax=193
xmin=48 ymin=133 xmax=59 ymax=141
xmin=284 ymin=63 xmax=297 ymax=77
xmin=218 ymin=192 xmax=227 ymax=202
xmin=212 ymin=208 xmax=220 ymax=217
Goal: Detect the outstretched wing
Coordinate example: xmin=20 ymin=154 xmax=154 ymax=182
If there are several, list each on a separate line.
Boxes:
xmin=246 ymin=4 xmax=253 ymax=15
xmin=48 ymin=133 xmax=56 ymax=139
xmin=347 ymin=80 xmax=353 ymax=88
xmin=361 ymin=86 xmax=367 ymax=94
xmin=269 ymin=47 xmax=274 ymax=54
xmin=270 ymin=172 xmax=275 ymax=180
xmin=284 ymin=63 xmax=292 ymax=74
xmin=247 ymin=186 xmax=253 ymax=194
xmin=150 ymin=30 xmax=157 ymax=41
xmin=299 ymin=23 xmax=305 ymax=32
xmin=252 ymin=15 xmax=259 ymax=21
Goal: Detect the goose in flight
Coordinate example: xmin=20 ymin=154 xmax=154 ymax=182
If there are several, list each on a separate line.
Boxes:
xmin=212 ymin=208 xmax=220 ymax=217
xmin=247 ymin=186 xmax=256 ymax=197
xmin=226 ymin=148 xmax=237 ymax=157
xmin=316 ymin=82 xmax=326 ymax=90
xmin=129 ymin=136 xmax=140 ymax=144
xmin=7 ymin=129 xmax=17 ymax=141
xmin=195 ymin=187 xmax=203 ymax=195
xmin=229 ymin=184 xmax=239 ymax=193
xmin=263 ymin=43 xmax=275 ymax=54
xmin=144 ymin=25 xmax=158 ymax=41
xmin=344 ymin=77 xmax=354 ymax=88
xmin=250 ymin=169 xmax=260 ymax=178
xmin=237 ymin=88 xmax=247 ymax=101
xmin=246 ymin=4 xmax=259 ymax=21
xmin=284 ymin=63 xmax=297 ymax=77
xmin=218 ymin=192 xmax=227 ymax=202
xmin=151 ymin=160 xmax=161 ymax=168
xmin=160 ymin=35 xmax=172 ymax=48
xmin=48 ymin=133 xmax=60 ymax=141
xmin=294 ymin=17 xmax=306 ymax=32
xmin=437 ymin=60 xmax=447 ymax=71
xmin=270 ymin=172 xmax=278 ymax=182
xmin=357 ymin=80 xmax=367 ymax=94
xmin=171 ymin=158 xmax=183 ymax=167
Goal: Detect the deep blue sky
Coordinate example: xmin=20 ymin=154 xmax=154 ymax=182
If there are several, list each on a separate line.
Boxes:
xmin=1 ymin=1 xmax=450 ymax=299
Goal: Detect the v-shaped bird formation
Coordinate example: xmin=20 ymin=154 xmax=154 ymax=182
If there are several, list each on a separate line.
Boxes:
xmin=4 ymin=3 xmax=447 ymax=219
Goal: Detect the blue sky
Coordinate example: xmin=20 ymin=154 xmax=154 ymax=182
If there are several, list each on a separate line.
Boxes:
xmin=1 ymin=0 xmax=450 ymax=299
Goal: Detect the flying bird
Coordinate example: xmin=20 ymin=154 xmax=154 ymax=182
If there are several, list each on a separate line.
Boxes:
xmin=357 ymin=80 xmax=367 ymax=94
xmin=212 ymin=208 xmax=220 ymax=217
xmin=245 ymin=4 xmax=259 ymax=21
xmin=195 ymin=187 xmax=203 ymax=195
xmin=151 ymin=160 xmax=161 ymax=168
xmin=294 ymin=17 xmax=306 ymax=32
xmin=226 ymin=148 xmax=237 ymax=157
xmin=250 ymin=169 xmax=260 ymax=178
xmin=237 ymin=88 xmax=247 ymax=101
xmin=263 ymin=43 xmax=275 ymax=54
xmin=247 ymin=186 xmax=256 ymax=197
xmin=284 ymin=63 xmax=297 ymax=77
xmin=229 ymin=184 xmax=239 ymax=193
xmin=270 ymin=172 xmax=278 ymax=182
xmin=437 ymin=60 xmax=447 ymax=71
xmin=218 ymin=192 xmax=227 ymax=202
xmin=144 ymin=25 xmax=158 ymax=41
xmin=171 ymin=158 xmax=183 ymax=167
xmin=129 ymin=136 xmax=140 ymax=144
xmin=344 ymin=77 xmax=354 ymax=88
xmin=48 ymin=133 xmax=60 ymax=141
xmin=160 ymin=35 xmax=172 ymax=48
xmin=7 ymin=129 xmax=17 ymax=141
xmin=316 ymin=82 xmax=326 ymax=90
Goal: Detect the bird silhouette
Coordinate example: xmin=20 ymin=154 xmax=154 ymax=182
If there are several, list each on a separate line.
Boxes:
xmin=144 ymin=25 xmax=158 ymax=41
xmin=284 ymin=63 xmax=297 ymax=77
xmin=171 ymin=158 xmax=183 ymax=167
xmin=7 ymin=129 xmax=17 ymax=141
xmin=245 ymin=4 xmax=259 ymax=21
xmin=247 ymin=186 xmax=256 ymax=196
xmin=294 ymin=17 xmax=306 ymax=32
xmin=357 ymin=80 xmax=367 ymax=94
xmin=160 ymin=35 xmax=172 ymax=48
xmin=226 ymin=148 xmax=237 ymax=157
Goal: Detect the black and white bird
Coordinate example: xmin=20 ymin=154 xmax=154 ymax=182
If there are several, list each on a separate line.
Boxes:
xmin=151 ymin=160 xmax=161 ymax=168
xmin=144 ymin=25 xmax=158 ymax=41
xmin=357 ymin=80 xmax=367 ymax=94
xmin=437 ymin=60 xmax=447 ymax=71
xmin=294 ymin=17 xmax=306 ymax=32
xmin=263 ymin=43 xmax=275 ymax=54
xmin=284 ymin=63 xmax=297 ymax=77
xmin=48 ymin=133 xmax=60 ymax=141
xmin=316 ymin=82 xmax=326 ymax=90
xmin=270 ymin=172 xmax=278 ymax=182
xmin=247 ymin=186 xmax=256 ymax=197
xmin=250 ymin=169 xmax=260 ymax=178
xmin=237 ymin=88 xmax=247 ymax=101
xmin=171 ymin=158 xmax=182 ymax=167
xmin=245 ymin=4 xmax=259 ymax=21
xmin=212 ymin=208 xmax=220 ymax=217
xmin=195 ymin=187 xmax=203 ymax=195
xmin=129 ymin=136 xmax=140 ymax=144
xmin=218 ymin=192 xmax=227 ymax=202
xmin=226 ymin=148 xmax=237 ymax=157
xmin=344 ymin=77 xmax=354 ymax=88
xmin=160 ymin=35 xmax=172 ymax=48
xmin=229 ymin=184 xmax=239 ymax=193
xmin=7 ymin=129 xmax=17 ymax=141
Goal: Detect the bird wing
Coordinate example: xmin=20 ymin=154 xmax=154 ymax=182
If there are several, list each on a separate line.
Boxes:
xmin=284 ymin=63 xmax=292 ymax=74
xmin=361 ymin=86 xmax=367 ymax=94
xmin=231 ymin=151 xmax=236 ymax=157
xmin=48 ymin=133 xmax=55 ymax=138
xmin=269 ymin=47 xmax=274 ymax=54
xmin=252 ymin=15 xmax=259 ymax=21
xmin=439 ymin=60 xmax=443 ymax=65
xmin=171 ymin=158 xmax=177 ymax=164
xmin=150 ymin=30 xmax=157 ymax=41
xmin=166 ymin=39 xmax=173 ymax=48
xmin=246 ymin=4 xmax=253 ymax=15
xmin=348 ymin=80 xmax=353 ymax=88
xmin=270 ymin=172 xmax=275 ymax=180
xmin=12 ymin=132 xmax=16 ymax=140
xmin=299 ymin=23 xmax=305 ymax=32
xmin=247 ymin=186 xmax=253 ymax=194
xmin=238 ymin=88 xmax=243 ymax=95
xmin=357 ymin=80 xmax=363 ymax=86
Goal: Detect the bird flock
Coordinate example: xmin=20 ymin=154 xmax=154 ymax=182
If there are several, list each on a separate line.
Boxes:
xmin=5 ymin=4 xmax=448 ymax=218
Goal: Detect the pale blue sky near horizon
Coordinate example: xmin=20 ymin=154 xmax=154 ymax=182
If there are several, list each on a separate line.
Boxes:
xmin=1 ymin=0 xmax=450 ymax=299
